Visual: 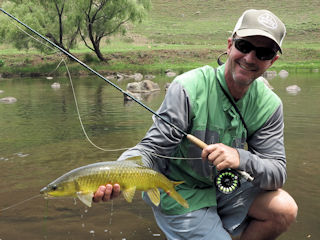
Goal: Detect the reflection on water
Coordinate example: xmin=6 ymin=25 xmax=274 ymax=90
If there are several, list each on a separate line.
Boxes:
xmin=1 ymin=72 xmax=320 ymax=239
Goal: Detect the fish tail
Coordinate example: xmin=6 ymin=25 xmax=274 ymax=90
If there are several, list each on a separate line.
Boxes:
xmin=169 ymin=190 xmax=189 ymax=209
xmin=166 ymin=180 xmax=188 ymax=208
xmin=167 ymin=180 xmax=188 ymax=208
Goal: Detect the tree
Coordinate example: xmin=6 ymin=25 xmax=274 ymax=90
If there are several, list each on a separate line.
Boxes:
xmin=77 ymin=0 xmax=150 ymax=62
xmin=0 ymin=0 xmax=80 ymax=53
xmin=0 ymin=0 xmax=151 ymax=61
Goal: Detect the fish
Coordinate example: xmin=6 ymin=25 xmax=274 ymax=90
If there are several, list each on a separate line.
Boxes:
xmin=40 ymin=156 xmax=189 ymax=208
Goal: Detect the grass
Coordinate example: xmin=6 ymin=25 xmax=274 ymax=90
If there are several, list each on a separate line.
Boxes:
xmin=0 ymin=0 xmax=320 ymax=76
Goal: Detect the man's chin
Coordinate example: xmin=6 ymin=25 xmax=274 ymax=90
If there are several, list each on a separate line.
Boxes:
xmin=232 ymin=73 xmax=255 ymax=86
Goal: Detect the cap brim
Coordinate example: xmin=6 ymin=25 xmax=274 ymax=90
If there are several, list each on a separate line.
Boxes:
xmin=236 ymin=29 xmax=282 ymax=53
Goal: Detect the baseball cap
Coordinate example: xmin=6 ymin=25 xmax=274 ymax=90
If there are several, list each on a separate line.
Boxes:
xmin=232 ymin=9 xmax=286 ymax=53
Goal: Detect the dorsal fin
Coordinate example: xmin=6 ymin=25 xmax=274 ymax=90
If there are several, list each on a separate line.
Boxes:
xmin=124 ymin=156 xmax=143 ymax=166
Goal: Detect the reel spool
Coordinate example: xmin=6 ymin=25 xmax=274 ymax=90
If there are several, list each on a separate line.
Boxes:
xmin=215 ymin=168 xmax=240 ymax=194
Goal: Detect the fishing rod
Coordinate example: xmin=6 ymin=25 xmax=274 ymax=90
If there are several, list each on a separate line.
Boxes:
xmin=0 ymin=8 xmax=253 ymax=193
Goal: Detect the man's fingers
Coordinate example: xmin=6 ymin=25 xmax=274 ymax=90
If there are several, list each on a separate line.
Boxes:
xmin=112 ymin=184 xmax=121 ymax=198
xmin=201 ymin=144 xmax=218 ymax=159
xmin=93 ymin=185 xmax=107 ymax=202
xmin=93 ymin=184 xmax=121 ymax=203
xmin=102 ymin=184 xmax=113 ymax=201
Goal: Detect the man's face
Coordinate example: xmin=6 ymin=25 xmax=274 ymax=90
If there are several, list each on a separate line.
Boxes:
xmin=225 ymin=35 xmax=279 ymax=87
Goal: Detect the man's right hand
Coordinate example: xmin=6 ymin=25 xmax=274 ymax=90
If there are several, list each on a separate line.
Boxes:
xmin=92 ymin=184 xmax=121 ymax=203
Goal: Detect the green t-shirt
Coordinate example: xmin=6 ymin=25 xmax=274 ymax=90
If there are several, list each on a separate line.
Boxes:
xmin=159 ymin=64 xmax=281 ymax=215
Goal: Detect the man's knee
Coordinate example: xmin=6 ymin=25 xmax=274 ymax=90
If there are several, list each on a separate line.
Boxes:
xmin=275 ymin=190 xmax=298 ymax=230
xmin=250 ymin=189 xmax=298 ymax=231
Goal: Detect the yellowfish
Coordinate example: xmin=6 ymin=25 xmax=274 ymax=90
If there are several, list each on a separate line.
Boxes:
xmin=40 ymin=156 xmax=189 ymax=208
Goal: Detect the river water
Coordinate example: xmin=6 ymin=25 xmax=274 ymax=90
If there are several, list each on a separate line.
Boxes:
xmin=0 ymin=70 xmax=319 ymax=239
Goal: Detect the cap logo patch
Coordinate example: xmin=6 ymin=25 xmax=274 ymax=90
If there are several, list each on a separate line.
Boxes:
xmin=258 ymin=13 xmax=277 ymax=29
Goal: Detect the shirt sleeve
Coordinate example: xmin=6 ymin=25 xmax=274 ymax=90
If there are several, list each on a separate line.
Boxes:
xmin=237 ymin=104 xmax=286 ymax=190
xmin=118 ymin=80 xmax=191 ymax=170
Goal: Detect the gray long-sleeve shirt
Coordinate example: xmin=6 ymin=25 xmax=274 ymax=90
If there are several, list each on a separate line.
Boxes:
xmin=119 ymin=65 xmax=286 ymax=214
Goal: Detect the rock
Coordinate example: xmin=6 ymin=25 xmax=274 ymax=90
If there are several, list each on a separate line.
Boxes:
xmin=124 ymin=90 xmax=160 ymax=103
xmin=106 ymin=74 xmax=118 ymax=81
xmin=279 ymin=70 xmax=289 ymax=78
xmin=116 ymin=73 xmax=124 ymax=82
xmin=263 ymin=71 xmax=277 ymax=79
xmin=0 ymin=90 xmax=4 ymax=94
xmin=126 ymin=80 xmax=160 ymax=93
xmin=124 ymin=90 xmax=143 ymax=102
xmin=166 ymin=71 xmax=177 ymax=77
xmin=46 ymin=76 xmax=53 ymax=80
xmin=0 ymin=97 xmax=17 ymax=103
xmin=51 ymin=82 xmax=61 ymax=89
xmin=286 ymin=85 xmax=301 ymax=95
xmin=128 ymin=73 xmax=143 ymax=82
xmin=144 ymin=74 xmax=156 ymax=80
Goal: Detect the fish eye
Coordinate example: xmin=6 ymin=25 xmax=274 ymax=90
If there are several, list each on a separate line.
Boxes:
xmin=51 ymin=185 xmax=58 ymax=191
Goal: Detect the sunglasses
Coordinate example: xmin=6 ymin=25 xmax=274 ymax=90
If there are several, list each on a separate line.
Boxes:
xmin=233 ymin=38 xmax=277 ymax=61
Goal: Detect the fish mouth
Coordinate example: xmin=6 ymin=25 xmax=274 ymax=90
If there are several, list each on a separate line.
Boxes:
xmin=40 ymin=186 xmax=48 ymax=195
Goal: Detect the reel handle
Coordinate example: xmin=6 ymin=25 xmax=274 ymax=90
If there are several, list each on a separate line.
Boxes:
xmin=186 ymin=134 xmax=254 ymax=182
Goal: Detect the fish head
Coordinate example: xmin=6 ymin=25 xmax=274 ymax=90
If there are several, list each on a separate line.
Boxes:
xmin=40 ymin=179 xmax=77 ymax=198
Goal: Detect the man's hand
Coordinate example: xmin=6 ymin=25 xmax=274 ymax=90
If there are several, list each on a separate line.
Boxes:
xmin=92 ymin=184 xmax=121 ymax=203
xmin=201 ymin=143 xmax=240 ymax=171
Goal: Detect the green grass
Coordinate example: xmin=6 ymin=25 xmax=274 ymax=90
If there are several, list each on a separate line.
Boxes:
xmin=1 ymin=0 xmax=320 ymax=75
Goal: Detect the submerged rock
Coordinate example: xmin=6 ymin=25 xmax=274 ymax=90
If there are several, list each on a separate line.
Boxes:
xmin=279 ymin=70 xmax=289 ymax=78
xmin=286 ymin=85 xmax=301 ymax=95
xmin=126 ymin=80 xmax=160 ymax=93
xmin=263 ymin=71 xmax=277 ymax=79
xmin=0 ymin=96 xmax=17 ymax=103
xmin=51 ymin=82 xmax=61 ymax=89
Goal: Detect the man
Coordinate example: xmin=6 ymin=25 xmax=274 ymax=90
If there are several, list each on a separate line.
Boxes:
xmin=94 ymin=9 xmax=298 ymax=240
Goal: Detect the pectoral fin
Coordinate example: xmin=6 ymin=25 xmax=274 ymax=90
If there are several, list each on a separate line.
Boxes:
xmin=122 ymin=187 xmax=136 ymax=203
xmin=147 ymin=188 xmax=160 ymax=206
xmin=77 ymin=192 xmax=94 ymax=207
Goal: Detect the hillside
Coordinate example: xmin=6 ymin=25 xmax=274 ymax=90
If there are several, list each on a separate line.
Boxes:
xmin=0 ymin=0 xmax=319 ymax=75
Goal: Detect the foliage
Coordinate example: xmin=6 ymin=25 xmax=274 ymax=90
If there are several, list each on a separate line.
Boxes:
xmin=0 ymin=0 xmax=80 ymax=53
xmin=76 ymin=0 xmax=151 ymax=61
xmin=0 ymin=0 xmax=151 ymax=61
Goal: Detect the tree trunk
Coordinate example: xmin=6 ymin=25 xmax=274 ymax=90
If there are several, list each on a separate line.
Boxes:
xmin=92 ymin=40 xmax=107 ymax=62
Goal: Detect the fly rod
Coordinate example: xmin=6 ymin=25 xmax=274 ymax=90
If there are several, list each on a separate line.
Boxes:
xmin=0 ymin=8 xmax=253 ymax=190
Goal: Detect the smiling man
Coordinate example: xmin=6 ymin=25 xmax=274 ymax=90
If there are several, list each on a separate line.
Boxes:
xmin=94 ymin=9 xmax=298 ymax=240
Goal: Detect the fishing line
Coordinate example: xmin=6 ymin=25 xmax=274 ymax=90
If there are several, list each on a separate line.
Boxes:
xmin=0 ymin=194 xmax=41 ymax=212
xmin=63 ymin=59 xmax=131 ymax=152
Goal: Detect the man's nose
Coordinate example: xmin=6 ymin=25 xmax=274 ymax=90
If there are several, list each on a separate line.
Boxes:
xmin=243 ymin=50 xmax=258 ymax=63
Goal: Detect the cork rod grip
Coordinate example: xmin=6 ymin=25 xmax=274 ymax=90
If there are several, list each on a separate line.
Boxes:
xmin=186 ymin=134 xmax=208 ymax=149
xmin=186 ymin=134 xmax=254 ymax=182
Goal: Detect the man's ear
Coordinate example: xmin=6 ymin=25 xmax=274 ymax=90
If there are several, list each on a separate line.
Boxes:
xmin=227 ymin=37 xmax=233 ymax=55
xmin=270 ymin=55 xmax=279 ymax=66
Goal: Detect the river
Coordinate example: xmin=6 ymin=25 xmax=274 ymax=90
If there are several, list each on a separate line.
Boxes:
xmin=0 ymin=70 xmax=319 ymax=239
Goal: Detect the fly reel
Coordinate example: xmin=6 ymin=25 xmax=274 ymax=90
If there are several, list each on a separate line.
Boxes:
xmin=215 ymin=168 xmax=240 ymax=194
